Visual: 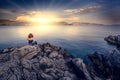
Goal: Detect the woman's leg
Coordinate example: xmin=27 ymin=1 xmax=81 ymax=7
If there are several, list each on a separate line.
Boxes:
xmin=28 ymin=41 xmax=33 ymax=45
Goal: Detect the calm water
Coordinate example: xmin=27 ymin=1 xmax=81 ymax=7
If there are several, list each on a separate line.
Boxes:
xmin=0 ymin=25 xmax=120 ymax=58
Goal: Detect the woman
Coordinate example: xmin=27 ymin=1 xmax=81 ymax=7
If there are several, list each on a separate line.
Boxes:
xmin=27 ymin=33 xmax=37 ymax=45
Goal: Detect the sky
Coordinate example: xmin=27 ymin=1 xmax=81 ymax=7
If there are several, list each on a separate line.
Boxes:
xmin=0 ymin=0 xmax=120 ymax=25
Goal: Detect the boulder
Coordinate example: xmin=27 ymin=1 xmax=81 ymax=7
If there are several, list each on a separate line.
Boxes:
xmin=72 ymin=58 xmax=92 ymax=80
xmin=40 ymin=72 xmax=53 ymax=80
xmin=0 ymin=53 xmax=10 ymax=63
xmin=64 ymin=71 xmax=77 ymax=80
xmin=88 ymin=49 xmax=120 ymax=80
xmin=59 ymin=77 xmax=72 ymax=80
xmin=10 ymin=45 xmax=41 ymax=60
xmin=44 ymin=46 xmax=52 ymax=53
xmin=105 ymin=35 xmax=120 ymax=47
xmin=49 ymin=51 xmax=58 ymax=58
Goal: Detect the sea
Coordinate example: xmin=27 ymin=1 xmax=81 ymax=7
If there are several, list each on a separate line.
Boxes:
xmin=0 ymin=25 xmax=120 ymax=58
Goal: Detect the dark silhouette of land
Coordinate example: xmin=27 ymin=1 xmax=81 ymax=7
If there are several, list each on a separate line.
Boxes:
xmin=0 ymin=19 xmax=119 ymax=26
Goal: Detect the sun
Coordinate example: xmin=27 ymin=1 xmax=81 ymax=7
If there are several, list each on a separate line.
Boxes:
xmin=32 ymin=15 xmax=58 ymax=24
xmin=16 ymin=11 xmax=60 ymax=25
xmin=38 ymin=18 xmax=49 ymax=23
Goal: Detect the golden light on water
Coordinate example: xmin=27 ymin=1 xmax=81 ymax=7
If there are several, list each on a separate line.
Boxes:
xmin=17 ymin=26 xmax=59 ymax=38
xmin=17 ymin=26 xmax=81 ymax=39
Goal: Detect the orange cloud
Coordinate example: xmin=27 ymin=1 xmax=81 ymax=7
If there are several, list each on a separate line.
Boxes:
xmin=62 ymin=17 xmax=80 ymax=22
xmin=16 ymin=16 xmax=32 ymax=22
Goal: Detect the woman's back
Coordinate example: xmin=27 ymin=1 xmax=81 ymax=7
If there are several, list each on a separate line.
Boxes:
xmin=27 ymin=33 xmax=37 ymax=45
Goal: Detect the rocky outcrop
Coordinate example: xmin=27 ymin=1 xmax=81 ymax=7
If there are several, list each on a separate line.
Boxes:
xmin=105 ymin=35 xmax=120 ymax=47
xmin=0 ymin=43 xmax=80 ymax=80
xmin=72 ymin=58 xmax=92 ymax=80
xmin=88 ymin=49 xmax=120 ymax=80
xmin=0 ymin=43 xmax=120 ymax=80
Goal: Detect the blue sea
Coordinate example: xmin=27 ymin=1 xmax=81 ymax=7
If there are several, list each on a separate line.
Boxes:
xmin=0 ymin=25 xmax=120 ymax=58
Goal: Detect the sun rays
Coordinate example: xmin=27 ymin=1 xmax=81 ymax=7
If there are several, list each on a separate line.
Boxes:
xmin=5 ymin=0 xmax=89 ymax=25
xmin=2 ymin=0 xmax=110 ymax=25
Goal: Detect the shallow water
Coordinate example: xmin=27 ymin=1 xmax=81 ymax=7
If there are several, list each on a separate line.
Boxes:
xmin=0 ymin=25 xmax=120 ymax=58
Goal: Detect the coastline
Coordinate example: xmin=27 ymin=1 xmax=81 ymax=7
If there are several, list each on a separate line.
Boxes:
xmin=0 ymin=41 xmax=120 ymax=80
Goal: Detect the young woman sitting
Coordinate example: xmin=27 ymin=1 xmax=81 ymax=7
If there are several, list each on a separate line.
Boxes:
xmin=27 ymin=33 xmax=37 ymax=45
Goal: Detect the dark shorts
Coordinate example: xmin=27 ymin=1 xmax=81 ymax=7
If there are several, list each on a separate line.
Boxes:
xmin=28 ymin=40 xmax=37 ymax=45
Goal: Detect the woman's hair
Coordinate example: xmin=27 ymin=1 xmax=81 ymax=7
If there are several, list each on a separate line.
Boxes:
xmin=28 ymin=33 xmax=34 ymax=38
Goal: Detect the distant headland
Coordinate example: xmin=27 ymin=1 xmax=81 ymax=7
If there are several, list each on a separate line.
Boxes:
xmin=0 ymin=19 xmax=119 ymax=26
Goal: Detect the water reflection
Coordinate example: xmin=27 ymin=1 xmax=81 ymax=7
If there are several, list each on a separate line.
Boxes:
xmin=17 ymin=25 xmax=80 ymax=39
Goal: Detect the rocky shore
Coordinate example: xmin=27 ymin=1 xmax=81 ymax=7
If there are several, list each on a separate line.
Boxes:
xmin=0 ymin=42 xmax=120 ymax=80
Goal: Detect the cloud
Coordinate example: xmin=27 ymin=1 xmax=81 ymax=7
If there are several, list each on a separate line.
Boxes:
xmin=101 ymin=12 xmax=120 ymax=24
xmin=0 ymin=9 xmax=13 ymax=14
xmin=64 ymin=5 xmax=101 ymax=15
xmin=16 ymin=16 xmax=31 ymax=22
xmin=0 ymin=8 xmax=29 ymax=16
xmin=60 ymin=16 xmax=80 ymax=22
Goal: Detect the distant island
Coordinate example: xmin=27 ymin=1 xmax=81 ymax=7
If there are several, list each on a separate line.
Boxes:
xmin=0 ymin=19 xmax=119 ymax=26
xmin=0 ymin=19 xmax=29 ymax=26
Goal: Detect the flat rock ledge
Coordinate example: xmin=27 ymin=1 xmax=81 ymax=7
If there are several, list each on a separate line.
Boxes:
xmin=0 ymin=43 xmax=120 ymax=80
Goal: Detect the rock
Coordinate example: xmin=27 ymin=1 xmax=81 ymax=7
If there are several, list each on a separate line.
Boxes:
xmin=44 ymin=46 xmax=52 ymax=53
xmin=54 ymin=46 xmax=61 ymax=52
xmin=2 ymin=48 xmax=9 ymax=53
xmin=88 ymin=52 xmax=111 ymax=79
xmin=72 ymin=58 xmax=92 ymax=80
xmin=43 ymin=43 xmax=53 ymax=53
xmin=10 ymin=45 xmax=41 ymax=60
xmin=21 ymin=59 xmax=32 ymax=69
xmin=88 ymin=49 xmax=120 ymax=80
xmin=0 ymin=53 xmax=10 ymax=63
xmin=105 ymin=35 xmax=120 ymax=47
xmin=0 ymin=43 xmax=80 ymax=80
xmin=49 ymin=51 xmax=58 ymax=58
xmin=40 ymin=72 xmax=53 ymax=80
xmin=39 ymin=57 xmax=53 ymax=69
xmin=105 ymin=49 xmax=120 ymax=67
xmin=64 ymin=71 xmax=77 ymax=80
xmin=8 ymin=74 xmax=17 ymax=80
xmin=59 ymin=77 xmax=72 ymax=80
xmin=1 ymin=42 xmax=120 ymax=80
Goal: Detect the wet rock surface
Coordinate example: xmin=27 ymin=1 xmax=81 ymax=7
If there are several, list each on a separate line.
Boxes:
xmin=0 ymin=43 xmax=120 ymax=80
xmin=105 ymin=35 xmax=120 ymax=47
